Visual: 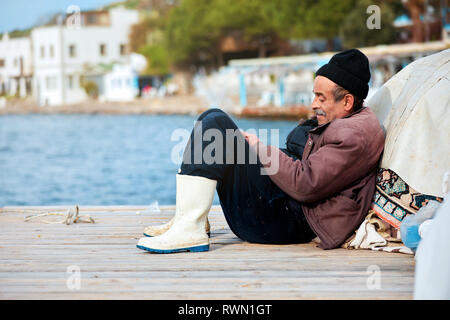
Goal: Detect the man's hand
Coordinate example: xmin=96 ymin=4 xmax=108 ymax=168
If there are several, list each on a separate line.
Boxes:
xmin=240 ymin=130 xmax=260 ymax=148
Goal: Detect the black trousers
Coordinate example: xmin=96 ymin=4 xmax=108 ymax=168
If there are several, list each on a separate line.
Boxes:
xmin=180 ymin=108 xmax=315 ymax=244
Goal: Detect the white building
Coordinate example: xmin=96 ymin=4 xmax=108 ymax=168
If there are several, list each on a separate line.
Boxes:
xmin=83 ymin=52 xmax=146 ymax=102
xmin=0 ymin=33 xmax=33 ymax=97
xmin=101 ymin=53 xmax=146 ymax=102
xmin=31 ymin=7 xmax=139 ymax=106
xmin=103 ymin=64 xmax=138 ymax=102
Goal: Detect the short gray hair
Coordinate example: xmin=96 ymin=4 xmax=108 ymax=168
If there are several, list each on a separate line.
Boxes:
xmin=332 ymin=85 xmax=363 ymax=111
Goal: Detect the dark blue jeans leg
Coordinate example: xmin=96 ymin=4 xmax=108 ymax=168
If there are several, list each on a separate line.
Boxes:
xmin=179 ymin=108 xmax=315 ymax=244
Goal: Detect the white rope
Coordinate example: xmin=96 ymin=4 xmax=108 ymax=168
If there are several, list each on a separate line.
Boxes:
xmin=24 ymin=205 xmax=95 ymax=225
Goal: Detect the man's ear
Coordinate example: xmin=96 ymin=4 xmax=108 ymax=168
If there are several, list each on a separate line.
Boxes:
xmin=343 ymin=94 xmax=354 ymax=112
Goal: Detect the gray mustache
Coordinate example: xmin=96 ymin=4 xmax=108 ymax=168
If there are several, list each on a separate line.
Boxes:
xmin=314 ymin=109 xmax=327 ymax=116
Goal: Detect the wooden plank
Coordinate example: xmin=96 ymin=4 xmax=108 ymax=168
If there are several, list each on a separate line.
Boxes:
xmin=0 ymin=205 xmax=415 ymax=300
xmin=0 ymin=205 xmax=224 ymax=213
xmin=0 ymin=270 xmax=413 ymax=278
xmin=0 ymin=290 xmax=413 ymax=300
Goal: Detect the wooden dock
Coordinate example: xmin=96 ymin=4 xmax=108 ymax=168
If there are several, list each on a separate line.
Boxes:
xmin=0 ymin=205 xmax=415 ymax=299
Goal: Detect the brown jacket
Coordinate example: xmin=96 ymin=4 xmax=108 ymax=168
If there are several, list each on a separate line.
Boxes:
xmin=258 ymin=107 xmax=385 ymax=249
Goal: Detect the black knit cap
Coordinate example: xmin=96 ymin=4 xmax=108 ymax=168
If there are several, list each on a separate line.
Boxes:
xmin=316 ymin=49 xmax=371 ymax=99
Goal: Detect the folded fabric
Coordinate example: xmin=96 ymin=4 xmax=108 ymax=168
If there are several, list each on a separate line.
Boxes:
xmin=347 ymin=219 xmax=387 ymax=249
xmin=371 ymin=168 xmax=443 ymax=229
xmin=342 ymin=210 xmax=414 ymax=255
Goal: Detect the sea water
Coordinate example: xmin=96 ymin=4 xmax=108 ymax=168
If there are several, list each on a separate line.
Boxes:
xmin=0 ymin=114 xmax=297 ymax=206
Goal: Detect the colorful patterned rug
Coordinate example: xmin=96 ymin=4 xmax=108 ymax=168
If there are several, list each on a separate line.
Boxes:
xmin=371 ymin=168 xmax=443 ymax=229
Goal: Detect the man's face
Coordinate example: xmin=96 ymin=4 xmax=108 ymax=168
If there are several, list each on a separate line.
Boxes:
xmin=311 ymin=76 xmax=352 ymax=125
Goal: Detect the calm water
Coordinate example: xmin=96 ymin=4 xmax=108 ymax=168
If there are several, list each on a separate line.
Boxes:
xmin=0 ymin=113 xmax=298 ymax=206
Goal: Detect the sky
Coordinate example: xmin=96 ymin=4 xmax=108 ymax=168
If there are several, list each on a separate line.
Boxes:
xmin=0 ymin=0 xmax=118 ymax=33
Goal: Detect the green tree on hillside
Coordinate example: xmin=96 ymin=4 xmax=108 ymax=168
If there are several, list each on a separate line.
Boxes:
xmin=128 ymin=0 xmax=175 ymax=75
xmin=290 ymin=0 xmax=358 ymax=50
xmin=126 ymin=0 xmax=401 ymax=71
xmin=340 ymin=0 xmax=397 ymax=49
xmin=164 ymin=0 xmax=294 ymax=68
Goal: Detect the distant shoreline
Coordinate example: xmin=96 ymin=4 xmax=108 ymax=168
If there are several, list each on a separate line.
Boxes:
xmin=0 ymin=95 xmax=207 ymax=115
xmin=0 ymin=95 xmax=311 ymax=121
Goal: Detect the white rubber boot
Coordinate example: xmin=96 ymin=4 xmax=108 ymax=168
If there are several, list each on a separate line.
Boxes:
xmin=143 ymin=217 xmax=211 ymax=237
xmin=137 ymin=174 xmax=217 ymax=253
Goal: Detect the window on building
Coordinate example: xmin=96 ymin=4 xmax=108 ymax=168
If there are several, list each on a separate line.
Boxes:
xmin=82 ymin=11 xmax=110 ymax=27
xmin=99 ymin=43 xmax=107 ymax=56
xmin=79 ymin=75 xmax=86 ymax=88
xmin=87 ymin=14 xmax=97 ymax=25
xmin=50 ymin=45 xmax=54 ymax=58
xmin=120 ymin=44 xmax=126 ymax=56
xmin=40 ymin=46 xmax=45 ymax=58
xmin=69 ymin=45 xmax=76 ymax=58
xmin=46 ymin=76 xmax=57 ymax=90
xmin=0 ymin=59 xmax=5 ymax=68
xmin=67 ymin=75 xmax=74 ymax=89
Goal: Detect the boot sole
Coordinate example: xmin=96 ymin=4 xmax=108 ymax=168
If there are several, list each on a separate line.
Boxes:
xmin=143 ymin=232 xmax=211 ymax=238
xmin=136 ymin=244 xmax=209 ymax=253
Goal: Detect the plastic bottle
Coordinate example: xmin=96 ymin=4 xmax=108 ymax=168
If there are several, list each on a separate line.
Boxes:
xmin=400 ymin=200 xmax=441 ymax=251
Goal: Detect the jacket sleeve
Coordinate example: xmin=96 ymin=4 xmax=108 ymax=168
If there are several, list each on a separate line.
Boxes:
xmin=257 ymin=126 xmax=369 ymax=203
